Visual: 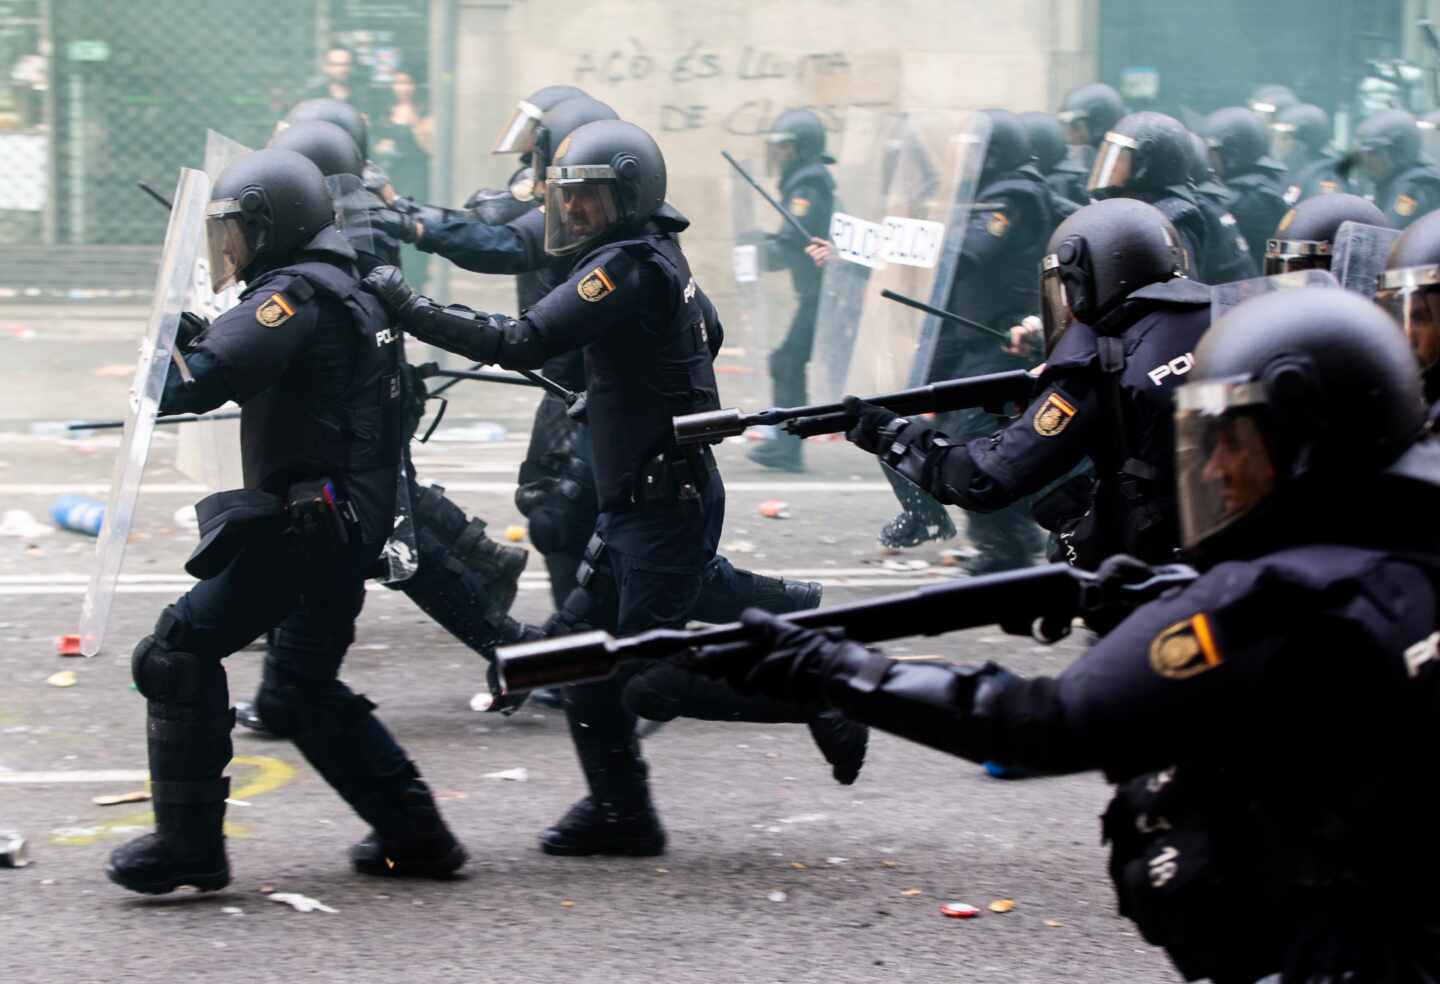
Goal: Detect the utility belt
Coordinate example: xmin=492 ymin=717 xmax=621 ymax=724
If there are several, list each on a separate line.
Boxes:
xmin=625 ymin=446 xmax=715 ymax=510
xmin=184 ymin=479 xmax=358 ymax=579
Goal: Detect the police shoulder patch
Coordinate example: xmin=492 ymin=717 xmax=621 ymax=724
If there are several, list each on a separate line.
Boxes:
xmin=1397 ymin=194 xmax=1419 ymax=217
xmin=576 ymin=265 xmax=617 ymax=303
xmin=1318 ymin=179 xmax=1339 ymax=195
xmin=1148 ymin=613 xmax=1222 ymax=680
xmin=987 ymin=211 xmax=1010 ymax=237
xmin=789 ymin=197 xmax=811 ymax=217
xmin=1032 ymin=391 xmax=1076 ymax=437
xmin=255 ymin=292 xmax=296 ymax=328
xmin=1277 ymin=208 xmax=1296 ymax=232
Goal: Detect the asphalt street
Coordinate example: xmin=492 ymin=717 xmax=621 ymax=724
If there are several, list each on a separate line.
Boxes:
xmin=0 ymin=309 xmax=1176 ymax=984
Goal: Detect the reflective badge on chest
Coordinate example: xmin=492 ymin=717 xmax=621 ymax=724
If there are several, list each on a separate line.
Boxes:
xmin=256 ymin=292 xmax=295 ymax=328
xmin=577 ymin=266 xmax=616 ymax=303
xmin=1148 ymin=614 xmax=1222 ymax=680
xmin=1032 ymin=392 xmax=1076 ymax=437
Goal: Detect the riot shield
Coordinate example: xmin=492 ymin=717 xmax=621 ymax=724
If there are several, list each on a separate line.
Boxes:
xmin=79 ymin=169 xmax=210 ymax=656
xmin=175 ymin=131 xmax=253 ymax=492
xmin=1210 ymin=268 xmax=1340 ymax=321
xmin=1332 ymin=221 xmax=1402 ymax=299
xmin=726 ymin=158 xmax=795 ymax=406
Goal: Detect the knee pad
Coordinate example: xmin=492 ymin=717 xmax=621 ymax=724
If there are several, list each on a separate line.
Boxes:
xmin=131 ymin=606 xmax=219 ymax=702
xmin=255 ymin=667 xmax=375 ymax=740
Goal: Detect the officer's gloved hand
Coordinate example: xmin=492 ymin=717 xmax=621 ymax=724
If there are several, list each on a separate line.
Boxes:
xmin=724 ymin=609 xmax=872 ymax=703
xmin=176 ymin=311 xmax=211 ymax=351
xmin=373 ymin=209 xmax=419 ymax=244
xmin=842 ymin=396 xmax=907 ymax=455
xmin=1089 ymin=554 xmax=1160 ymax=614
xmin=363 ymin=266 xmax=419 ymax=318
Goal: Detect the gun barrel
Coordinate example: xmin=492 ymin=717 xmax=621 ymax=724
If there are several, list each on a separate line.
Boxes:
xmin=673 ymin=408 xmax=749 ymax=446
xmin=495 ymin=631 xmax=622 ymax=693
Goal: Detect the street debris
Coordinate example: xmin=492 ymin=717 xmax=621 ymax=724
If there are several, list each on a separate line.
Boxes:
xmin=49 ymin=496 xmax=105 ymax=536
xmin=93 ymin=791 xmax=150 ymax=807
xmin=1044 ymin=919 xmax=1063 ymax=928
xmin=767 ymin=890 xmax=787 ymax=902
xmin=1 ymin=831 xmax=28 ymax=868
xmin=469 ymin=692 xmax=495 ymax=712
xmin=901 ymin=888 xmax=923 ymax=897
xmin=56 ymin=635 xmax=83 ymax=657
xmin=503 ymin=524 xmax=526 ymax=542
xmin=0 ymin=509 xmax=52 ymax=538
xmin=47 ymin=670 xmax=77 ymax=688
xmin=560 ymin=899 xmax=575 ymax=908
xmin=482 ymin=767 xmax=528 ymax=782
xmin=221 ymin=906 xmax=244 ymax=916
xmin=268 ymin=892 xmax=337 ymax=913
xmin=940 ymin=902 xmax=980 ymax=919
xmin=757 ymin=499 xmax=791 ymax=519
xmin=988 ymin=899 xmax=1015 ymax=913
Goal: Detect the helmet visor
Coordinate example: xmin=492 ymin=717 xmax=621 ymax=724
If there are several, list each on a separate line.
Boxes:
xmin=543 ymin=166 xmax=621 ymax=256
xmin=1174 ymin=377 xmax=1277 ymax=548
xmin=1377 ymin=265 xmax=1440 ymax=370
xmin=1087 ymin=133 xmax=1137 ymax=194
xmin=1039 ymin=255 xmax=1074 ymax=354
xmin=1269 ymin=122 xmax=1299 ymax=166
xmin=1262 ymin=238 xmax=1330 ymax=276
xmin=205 ymin=199 xmax=252 ymax=293
xmin=765 ymin=133 xmax=796 ymax=177
xmin=493 ymin=100 xmax=543 ymax=154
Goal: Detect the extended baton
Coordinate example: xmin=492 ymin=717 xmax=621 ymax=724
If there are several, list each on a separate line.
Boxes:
xmin=137 ymin=180 xmax=174 ymax=211
xmin=722 ymin=151 xmax=815 ymax=243
xmin=879 ymin=288 xmax=1010 ymax=342
xmin=67 ymin=410 xmax=243 ymax=431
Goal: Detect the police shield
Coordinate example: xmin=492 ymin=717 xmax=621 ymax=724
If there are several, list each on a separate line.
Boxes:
xmin=1331 ymin=220 xmax=1402 ymax=298
xmin=79 ymin=169 xmax=210 ymax=656
xmin=1210 ymin=268 xmax=1340 ymax=321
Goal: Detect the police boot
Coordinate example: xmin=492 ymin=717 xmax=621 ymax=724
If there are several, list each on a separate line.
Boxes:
xmin=807 ymin=711 xmax=868 ymax=786
xmin=107 ymin=621 xmax=232 ymax=895
xmin=962 ymin=504 xmax=1043 ymax=576
xmin=346 ymin=763 xmax=468 ymax=879
xmin=749 ymin=572 xmax=822 ymax=613
xmin=746 ymin=432 xmax=806 ymax=473
xmin=880 ymin=464 xmax=957 ymax=549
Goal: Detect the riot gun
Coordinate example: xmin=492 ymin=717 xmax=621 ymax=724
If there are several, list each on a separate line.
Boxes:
xmin=722 ymin=150 xmax=815 ymax=242
xmin=495 ymin=562 xmax=1198 ymax=694
xmin=672 ymin=368 xmax=1038 ymax=446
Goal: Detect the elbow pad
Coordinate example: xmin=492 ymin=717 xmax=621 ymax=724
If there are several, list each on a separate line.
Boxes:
xmin=494 ymin=316 xmax=550 ymax=369
xmin=398 ymin=296 xmax=503 ymax=364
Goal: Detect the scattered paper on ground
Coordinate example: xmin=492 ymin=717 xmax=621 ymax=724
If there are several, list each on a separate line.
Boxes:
xmin=483 ymin=767 xmax=528 ymax=782
xmin=268 ymin=892 xmax=336 ymax=913
xmin=47 ymin=671 xmax=76 ymax=688
xmin=93 ymin=791 xmax=150 ymax=807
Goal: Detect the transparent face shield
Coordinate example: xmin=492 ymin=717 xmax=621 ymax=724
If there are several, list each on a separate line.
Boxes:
xmin=1262 ymin=238 xmax=1331 ymax=276
xmin=204 ymin=199 xmax=253 ymax=293
xmin=765 ymin=133 xmax=796 ymax=177
xmin=1039 ymin=255 xmax=1074 ymax=354
xmin=543 ymin=166 xmax=621 ymax=256
xmin=1377 ymin=265 xmax=1440 ymax=371
xmin=1174 ymin=377 xmax=1277 ymax=548
xmin=493 ymin=100 xmax=543 ymax=155
xmin=1087 ymin=132 xmax=1137 ymax=195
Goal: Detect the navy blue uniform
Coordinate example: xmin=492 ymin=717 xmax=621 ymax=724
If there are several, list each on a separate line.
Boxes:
xmin=1375 ymin=162 xmax=1440 ymax=230
xmin=1219 ymin=168 xmax=1292 ymax=261
xmin=1280 ymin=154 xmax=1349 ymax=207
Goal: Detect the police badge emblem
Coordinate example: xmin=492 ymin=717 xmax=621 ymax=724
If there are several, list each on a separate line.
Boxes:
xmin=1032 ymin=392 xmax=1076 ymax=437
xmin=1148 ymin=614 xmax=1222 ymax=679
xmin=1396 ymin=194 xmax=1419 ymax=218
xmin=576 ymin=267 xmax=615 ymax=302
xmin=255 ymin=293 xmax=294 ymax=328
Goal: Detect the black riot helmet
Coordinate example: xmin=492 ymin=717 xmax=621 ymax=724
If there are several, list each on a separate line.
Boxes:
xmin=493 ymin=84 xmax=587 ymax=155
xmin=980 ymin=108 xmax=1031 ymax=177
xmin=1247 ymin=83 xmax=1298 ymax=120
xmin=1185 ymin=131 xmax=1226 ymax=194
xmin=1377 ymin=209 xmax=1440 ymax=371
xmin=205 ymin=149 xmax=347 ymax=292
xmin=764 ymin=108 xmax=833 ymax=177
xmin=1270 ymin=103 xmax=1331 ymax=167
xmin=1265 ymin=193 xmax=1386 ymax=274
xmin=1203 ymin=107 xmax=1281 ymax=178
xmin=281 ymin=98 xmax=368 ymax=158
xmin=543 ymin=119 xmax=666 ymax=257
xmin=1040 ymin=198 xmax=1189 ymax=351
xmin=1087 ymin=111 xmax=1192 ymax=198
xmin=266 ymin=119 xmax=364 ymax=178
xmin=1019 ymin=111 xmax=1068 ymax=174
xmin=1175 ymin=288 xmax=1426 ymax=554
xmin=1057 ymin=82 xmax=1126 ymax=148
xmin=531 ymin=96 xmax=619 ymax=179
xmin=1355 ymin=108 xmax=1422 ymax=183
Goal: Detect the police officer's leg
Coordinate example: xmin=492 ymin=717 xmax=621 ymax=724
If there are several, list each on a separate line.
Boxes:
xmin=255 ymin=536 xmax=466 ymax=877
xmin=400 ymin=481 xmax=527 ymax=629
xmin=946 ymin=406 xmax=1044 ymax=575
xmin=749 ymin=294 xmax=820 ymax=472
xmin=687 ymin=554 xmax=820 ymax=622
xmin=107 ymin=539 xmax=300 ymax=894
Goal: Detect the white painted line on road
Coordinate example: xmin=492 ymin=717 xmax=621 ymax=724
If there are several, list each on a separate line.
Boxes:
xmin=0 ymin=769 xmax=149 ymax=784
xmin=0 ymin=481 xmax=894 ymax=496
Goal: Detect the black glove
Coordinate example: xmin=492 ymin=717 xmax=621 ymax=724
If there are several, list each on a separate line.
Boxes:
xmin=362 ymin=265 xmax=418 ymax=318
xmin=176 ymin=311 xmax=210 ymax=351
xmin=724 ymin=608 xmax=871 ymax=704
xmin=373 ymin=209 xmax=419 ymax=245
xmin=842 ymin=396 xmax=907 ymax=455
xmin=1089 ymin=554 xmax=1162 ymax=613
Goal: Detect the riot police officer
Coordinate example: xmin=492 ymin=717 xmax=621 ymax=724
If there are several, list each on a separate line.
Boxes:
xmin=1271 ymin=103 xmax=1346 ymax=205
xmin=281 ymin=97 xmax=394 ymax=205
xmin=1183 ymin=130 xmax=1260 ymax=284
xmin=880 ymin=109 xmax=1053 ymax=567
xmin=106 ymin=149 xmax=466 ymax=895
xmin=1246 ymin=82 xmax=1298 ymax=122
xmin=1377 ymin=208 xmax=1440 ymax=416
xmin=365 ymin=120 xmax=863 ymax=852
xmin=1020 ymin=110 xmax=1088 ymax=207
xmin=1086 ymin=111 xmax=1254 ymax=284
xmin=1264 ymin=192 xmax=1387 ymax=275
xmin=849 ymin=199 xmax=1209 ymax=574
xmin=1203 ymin=107 xmax=1291 ymax=262
xmin=1353 ymin=108 xmax=1440 ymax=229
xmin=745 ymin=108 xmax=836 ymax=473
xmin=729 ymin=286 xmax=1440 ymax=982
xmin=1057 ymin=82 xmax=1126 ymax=168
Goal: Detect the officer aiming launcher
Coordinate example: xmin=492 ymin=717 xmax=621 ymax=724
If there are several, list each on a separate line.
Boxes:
xmin=494 ymin=560 xmax=1197 ymax=694
xmin=672 ymin=368 xmax=1037 ymax=445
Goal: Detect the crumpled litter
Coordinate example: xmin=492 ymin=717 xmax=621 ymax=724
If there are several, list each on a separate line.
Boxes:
xmin=93 ymin=791 xmax=150 ymax=807
xmin=47 ymin=671 xmax=77 ymax=688
xmin=757 ymin=500 xmax=791 ymax=519
xmin=268 ymin=892 xmax=336 ymax=913
xmin=988 ymin=898 xmax=1015 ymax=913
xmin=0 ymin=510 xmax=52 ymax=538
xmin=483 ymin=767 xmax=528 ymax=782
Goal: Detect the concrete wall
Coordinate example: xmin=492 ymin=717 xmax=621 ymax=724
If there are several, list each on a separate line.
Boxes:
xmin=439 ymin=0 xmax=1098 ymax=317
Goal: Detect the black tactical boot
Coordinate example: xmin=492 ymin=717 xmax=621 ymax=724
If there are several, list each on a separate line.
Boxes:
xmin=879 ymin=508 xmax=958 ymax=549
xmin=346 ymin=765 xmax=468 ymax=878
xmin=543 ymin=705 xmax=665 ymax=856
xmin=746 ymin=434 xmax=806 ymax=473
xmin=751 ymin=574 xmax=822 ymax=613
xmin=234 ymin=699 xmax=277 ymax=737
xmin=539 ymin=794 xmax=666 ymax=857
xmin=106 ymin=778 xmax=231 ymax=894
xmin=807 ymin=711 xmax=869 ymax=786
